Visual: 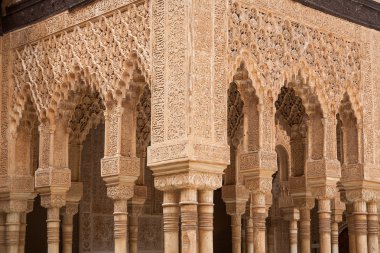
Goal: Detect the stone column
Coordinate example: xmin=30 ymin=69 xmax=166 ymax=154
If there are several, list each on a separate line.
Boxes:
xmin=353 ymin=200 xmax=368 ymax=253
xmin=162 ymin=191 xmax=179 ymax=253
xmin=368 ymin=201 xmax=379 ymax=253
xmin=222 ymin=185 xmax=249 ymax=253
xmin=114 ymin=198 xmax=128 ymax=253
xmin=318 ymin=198 xmax=332 ymax=253
xmin=199 ymin=190 xmax=214 ymax=253
xmin=245 ymin=212 xmax=253 ymax=253
xmin=62 ymin=202 xmax=79 ymax=253
xmin=0 ymin=213 xmax=5 ymax=253
xmin=251 ymin=193 xmax=267 ymax=253
xmin=18 ymin=213 xmax=27 ymax=253
xmin=283 ymin=208 xmax=300 ymax=253
xmin=6 ymin=212 xmax=21 ymax=253
xmin=180 ymin=188 xmax=198 ymax=253
xmin=128 ymin=186 xmax=146 ymax=253
xmin=331 ymin=197 xmax=345 ymax=253
xmin=299 ymin=207 xmax=312 ymax=253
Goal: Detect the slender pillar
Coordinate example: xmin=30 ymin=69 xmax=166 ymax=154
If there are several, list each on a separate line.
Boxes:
xmin=299 ymin=208 xmax=311 ymax=253
xmin=199 ymin=190 xmax=214 ymax=253
xmin=180 ymin=188 xmax=198 ymax=253
xmin=245 ymin=214 xmax=253 ymax=253
xmin=47 ymin=207 xmax=60 ymax=253
xmin=231 ymin=215 xmax=242 ymax=253
xmin=289 ymin=219 xmax=298 ymax=253
xmin=347 ymin=204 xmax=357 ymax=253
xmin=62 ymin=203 xmax=79 ymax=253
xmin=6 ymin=212 xmax=20 ymax=253
xmin=368 ymin=201 xmax=379 ymax=253
xmin=129 ymin=215 xmax=138 ymax=253
xmin=331 ymin=221 xmax=339 ymax=253
xmin=163 ymin=191 xmax=179 ymax=253
xmin=113 ymin=199 xmax=128 ymax=253
xmin=318 ymin=198 xmax=332 ymax=253
xmin=18 ymin=213 xmax=27 ymax=253
xmin=251 ymin=193 xmax=267 ymax=253
xmin=353 ymin=200 xmax=368 ymax=253
xmin=0 ymin=213 xmax=5 ymax=253
xmin=128 ymin=200 xmax=145 ymax=253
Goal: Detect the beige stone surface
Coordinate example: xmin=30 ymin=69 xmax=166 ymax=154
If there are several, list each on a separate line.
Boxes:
xmin=0 ymin=0 xmax=379 ymax=252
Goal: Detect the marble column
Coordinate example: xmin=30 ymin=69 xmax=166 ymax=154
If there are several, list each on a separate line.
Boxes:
xmin=162 ymin=191 xmax=179 ymax=253
xmin=368 ymin=201 xmax=379 ymax=253
xmin=18 ymin=213 xmax=27 ymax=253
xmin=128 ymin=185 xmax=147 ymax=253
xmin=353 ymin=200 xmax=368 ymax=253
xmin=331 ymin=220 xmax=339 ymax=253
xmin=47 ymin=207 xmax=61 ymax=253
xmin=231 ymin=214 xmax=242 ymax=253
xmin=6 ymin=212 xmax=21 ymax=253
xmin=289 ymin=219 xmax=298 ymax=253
xmin=245 ymin=213 xmax=253 ymax=253
xmin=283 ymin=208 xmax=299 ymax=253
xmin=299 ymin=208 xmax=312 ymax=253
xmin=251 ymin=193 xmax=267 ymax=253
xmin=62 ymin=203 xmax=79 ymax=253
xmin=0 ymin=213 xmax=5 ymax=253
xmin=331 ymin=198 xmax=344 ymax=253
xmin=318 ymin=198 xmax=332 ymax=253
xmin=199 ymin=190 xmax=214 ymax=253
xmin=129 ymin=212 xmax=139 ymax=253
xmin=180 ymin=188 xmax=198 ymax=253
xmin=113 ymin=199 xmax=128 ymax=253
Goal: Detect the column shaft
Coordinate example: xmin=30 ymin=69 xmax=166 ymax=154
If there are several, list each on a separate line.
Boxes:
xmin=198 ymin=190 xmax=214 ymax=253
xmin=289 ymin=220 xmax=298 ymax=253
xmin=18 ymin=213 xmax=27 ymax=253
xmin=231 ymin=215 xmax=242 ymax=253
xmin=180 ymin=188 xmax=198 ymax=253
xmin=354 ymin=200 xmax=368 ymax=253
xmin=47 ymin=207 xmax=60 ymax=253
xmin=163 ymin=191 xmax=179 ymax=253
xmin=251 ymin=193 xmax=266 ymax=253
xmin=331 ymin=221 xmax=339 ymax=253
xmin=245 ymin=216 xmax=253 ymax=253
xmin=114 ymin=200 xmax=128 ymax=253
xmin=348 ymin=211 xmax=357 ymax=253
xmin=129 ymin=215 xmax=138 ymax=253
xmin=299 ymin=208 xmax=311 ymax=253
xmin=62 ymin=214 xmax=74 ymax=253
xmin=6 ymin=212 xmax=20 ymax=253
xmin=0 ymin=213 xmax=5 ymax=253
xmin=368 ymin=202 xmax=379 ymax=253
xmin=318 ymin=199 xmax=331 ymax=253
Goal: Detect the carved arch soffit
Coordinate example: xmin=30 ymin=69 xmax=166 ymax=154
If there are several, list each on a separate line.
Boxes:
xmin=228 ymin=1 xmax=363 ymax=119
xmin=11 ymin=2 xmax=151 ymax=129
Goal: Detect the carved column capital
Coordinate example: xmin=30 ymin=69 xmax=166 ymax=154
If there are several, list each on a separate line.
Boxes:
xmin=107 ymin=184 xmax=134 ymax=201
xmin=40 ymin=193 xmax=67 ymax=209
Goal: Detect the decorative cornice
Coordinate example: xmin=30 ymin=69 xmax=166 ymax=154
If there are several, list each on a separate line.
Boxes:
xmin=295 ymin=0 xmax=380 ymax=31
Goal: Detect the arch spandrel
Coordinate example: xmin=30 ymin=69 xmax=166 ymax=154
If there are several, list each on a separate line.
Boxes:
xmin=11 ymin=2 xmax=151 ymax=128
xmin=228 ymin=1 xmax=363 ymax=119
